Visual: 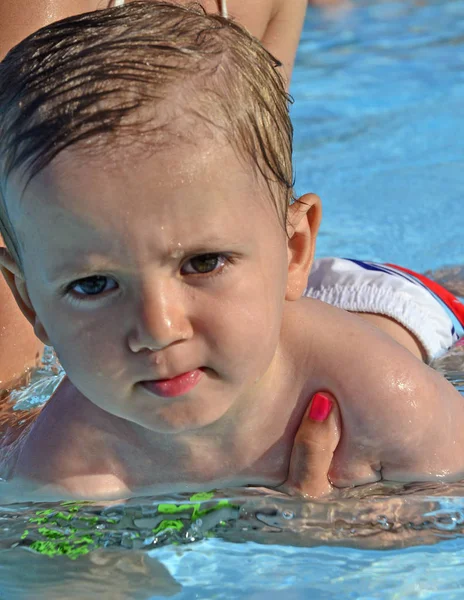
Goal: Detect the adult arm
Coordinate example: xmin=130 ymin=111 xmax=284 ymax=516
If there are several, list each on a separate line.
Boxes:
xmin=220 ymin=0 xmax=307 ymax=84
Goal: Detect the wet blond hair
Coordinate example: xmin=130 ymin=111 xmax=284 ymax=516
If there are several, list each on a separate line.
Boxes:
xmin=0 ymin=1 xmax=294 ymax=265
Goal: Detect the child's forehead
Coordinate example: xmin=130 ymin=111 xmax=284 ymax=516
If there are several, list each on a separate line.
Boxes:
xmin=9 ymin=140 xmax=287 ymax=276
xmin=3 ymin=110 xmax=284 ymax=268
xmin=8 ymin=132 xmax=267 ymax=229
xmin=46 ymin=133 xmax=236 ymax=192
xmin=7 ymin=118 xmax=212 ymax=193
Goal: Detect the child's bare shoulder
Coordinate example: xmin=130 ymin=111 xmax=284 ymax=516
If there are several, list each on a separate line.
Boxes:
xmin=0 ymin=379 xmax=130 ymax=501
xmin=296 ymin=297 xmax=442 ymax=399
xmin=293 ymin=298 xmax=464 ymax=485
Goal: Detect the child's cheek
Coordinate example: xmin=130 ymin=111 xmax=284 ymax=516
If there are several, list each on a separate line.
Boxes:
xmin=208 ymin=273 xmax=285 ymax=373
xmin=48 ymin=309 xmax=128 ymax=388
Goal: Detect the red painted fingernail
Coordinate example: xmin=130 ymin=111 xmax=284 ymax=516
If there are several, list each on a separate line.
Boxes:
xmin=308 ymin=392 xmax=333 ymax=422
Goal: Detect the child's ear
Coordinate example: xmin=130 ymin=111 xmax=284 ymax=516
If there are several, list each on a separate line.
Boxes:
xmin=285 ymin=193 xmax=322 ymax=301
xmin=0 ymin=247 xmax=51 ymax=345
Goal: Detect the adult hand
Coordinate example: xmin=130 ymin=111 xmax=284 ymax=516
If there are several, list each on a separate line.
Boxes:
xmin=279 ymin=391 xmax=341 ymax=498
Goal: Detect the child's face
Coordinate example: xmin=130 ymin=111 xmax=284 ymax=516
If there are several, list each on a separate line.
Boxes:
xmin=5 ymin=134 xmax=315 ymax=435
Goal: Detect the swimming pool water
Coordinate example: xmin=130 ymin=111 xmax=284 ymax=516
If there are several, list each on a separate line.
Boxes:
xmin=292 ymin=0 xmax=464 ymax=272
xmin=1 ymin=0 xmax=464 ymax=598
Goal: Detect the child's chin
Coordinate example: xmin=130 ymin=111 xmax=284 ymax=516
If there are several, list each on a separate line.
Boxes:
xmin=145 ymin=399 xmax=232 ymax=434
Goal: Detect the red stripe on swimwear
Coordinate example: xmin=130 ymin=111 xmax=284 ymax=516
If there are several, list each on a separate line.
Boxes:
xmin=386 ymin=263 xmax=464 ymax=328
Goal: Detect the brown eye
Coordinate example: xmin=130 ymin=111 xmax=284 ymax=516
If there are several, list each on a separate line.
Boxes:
xmin=182 ymin=254 xmax=225 ymax=275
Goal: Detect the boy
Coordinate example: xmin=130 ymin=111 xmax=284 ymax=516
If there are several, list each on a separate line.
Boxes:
xmin=0 ymin=2 xmax=463 ymax=502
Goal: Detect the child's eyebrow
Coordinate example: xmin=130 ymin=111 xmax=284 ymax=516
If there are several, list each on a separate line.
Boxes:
xmin=44 ymin=240 xmax=245 ymax=283
xmin=169 ymin=240 xmax=244 ymax=255
xmin=44 ymin=262 xmax=118 ymax=284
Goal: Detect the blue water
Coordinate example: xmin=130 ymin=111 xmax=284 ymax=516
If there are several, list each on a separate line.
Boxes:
xmin=1 ymin=0 xmax=464 ymax=598
xmin=292 ymin=0 xmax=464 ymax=271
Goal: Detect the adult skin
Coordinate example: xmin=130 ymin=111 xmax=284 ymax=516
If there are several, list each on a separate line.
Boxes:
xmin=0 ymin=0 xmax=307 ymax=79
xmin=0 ymin=0 xmax=307 ymax=385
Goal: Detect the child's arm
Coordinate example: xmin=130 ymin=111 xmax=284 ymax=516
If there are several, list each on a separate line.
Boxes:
xmin=282 ymin=305 xmax=464 ymax=498
xmin=317 ymin=307 xmax=464 ymax=487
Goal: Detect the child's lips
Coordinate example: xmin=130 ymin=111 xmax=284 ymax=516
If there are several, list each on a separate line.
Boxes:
xmin=141 ymin=368 xmax=204 ymax=398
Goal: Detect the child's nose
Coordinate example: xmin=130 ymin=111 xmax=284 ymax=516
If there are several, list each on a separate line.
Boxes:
xmin=127 ymin=281 xmax=193 ymax=353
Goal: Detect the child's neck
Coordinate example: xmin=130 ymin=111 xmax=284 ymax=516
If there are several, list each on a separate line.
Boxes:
xmin=120 ymin=338 xmax=315 ymax=491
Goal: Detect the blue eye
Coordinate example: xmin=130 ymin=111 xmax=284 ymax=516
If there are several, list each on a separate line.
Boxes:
xmin=181 ymin=254 xmax=226 ymax=275
xmin=69 ymin=276 xmax=118 ymax=296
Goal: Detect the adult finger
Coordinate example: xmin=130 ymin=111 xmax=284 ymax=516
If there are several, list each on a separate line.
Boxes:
xmin=279 ymin=391 xmax=341 ymax=498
